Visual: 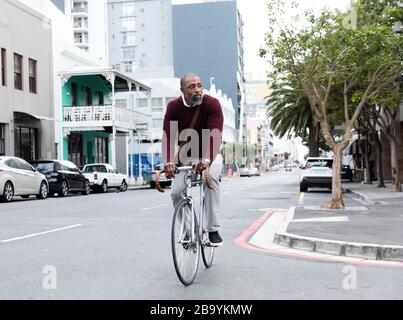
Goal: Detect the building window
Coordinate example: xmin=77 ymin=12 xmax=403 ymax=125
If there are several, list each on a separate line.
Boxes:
xmin=0 ymin=124 xmax=5 ymax=156
xmin=122 ymin=2 xmax=135 ymax=16
xmin=73 ymin=17 xmax=88 ymax=28
xmin=1 ymin=48 xmax=6 ymax=86
xmin=96 ymin=91 xmax=104 ymax=105
xmin=15 ymin=126 xmax=38 ymax=161
xmin=68 ymin=133 xmax=83 ymax=167
xmin=14 ymin=53 xmax=23 ymax=90
xmin=29 ymin=59 xmax=37 ymax=94
xmin=74 ymin=32 xmax=88 ymax=44
xmin=138 ymin=98 xmax=148 ymax=108
xmin=84 ymin=87 xmax=92 ymax=105
xmin=121 ymin=17 xmax=135 ymax=30
xmin=123 ymin=61 xmax=133 ymax=73
xmin=122 ymin=47 xmax=135 ymax=60
xmin=151 ymin=98 xmax=163 ymax=112
xmin=122 ymin=32 xmax=136 ymax=46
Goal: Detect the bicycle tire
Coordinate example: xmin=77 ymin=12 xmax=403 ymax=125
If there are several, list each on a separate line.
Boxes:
xmin=201 ymin=201 xmax=215 ymax=268
xmin=171 ymin=199 xmax=200 ymax=286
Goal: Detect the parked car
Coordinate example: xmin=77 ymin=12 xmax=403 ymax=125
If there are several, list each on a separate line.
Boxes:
xmin=0 ymin=156 xmax=49 ymax=202
xmin=299 ymin=157 xmax=333 ymax=192
xmin=270 ymin=165 xmax=280 ymax=172
xmin=285 ymin=165 xmax=292 ymax=171
xmin=249 ymin=167 xmax=261 ymax=176
xmin=82 ymin=163 xmax=128 ymax=192
xmin=150 ymin=164 xmax=172 ymax=189
xmin=341 ymin=165 xmax=353 ymax=182
xmin=29 ymin=160 xmax=90 ymax=197
xmin=239 ymin=167 xmax=251 ymax=177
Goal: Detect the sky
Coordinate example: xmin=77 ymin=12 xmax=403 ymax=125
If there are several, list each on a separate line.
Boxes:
xmin=172 ymin=0 xmax=352 ymax=80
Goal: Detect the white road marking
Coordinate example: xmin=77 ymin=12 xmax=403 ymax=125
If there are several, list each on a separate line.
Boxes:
xmin=140 ymin=204 xmax=168 ymax=211
xmin=291 ymin=216 xmax=349 ymax=223
xmin=0 ymin=224 xmax=83 ymax=243
xmin=298 ymin=192 xmax=305 ymax=205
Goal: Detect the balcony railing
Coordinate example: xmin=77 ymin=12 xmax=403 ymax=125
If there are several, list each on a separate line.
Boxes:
xmin=71 ymin=7 xmax=88 ymax=14
xmin=63 ymin=105 xmax=150 ymax=131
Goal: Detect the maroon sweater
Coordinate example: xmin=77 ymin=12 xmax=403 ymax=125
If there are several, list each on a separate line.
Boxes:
xmin=162 ymin=94 xmax=224 ymax=164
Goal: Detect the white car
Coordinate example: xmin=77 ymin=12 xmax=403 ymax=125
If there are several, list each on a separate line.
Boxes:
xmin=82 ymin=163 xmax=128 ymax=193
xmin=0 ymin=156 xmax=49 ymax=202
xmin=299 ymin=157 xmax=333 ymax=192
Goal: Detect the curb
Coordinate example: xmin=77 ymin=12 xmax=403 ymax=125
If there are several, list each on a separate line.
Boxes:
xmin=273 ymin=232 xmax=403 ymax=262
xmin=343 ymin=187 xmax=376 ymax=205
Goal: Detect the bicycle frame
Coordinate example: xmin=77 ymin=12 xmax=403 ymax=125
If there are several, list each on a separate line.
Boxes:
xmin=177 ymin=166 xmax=205 ymax=246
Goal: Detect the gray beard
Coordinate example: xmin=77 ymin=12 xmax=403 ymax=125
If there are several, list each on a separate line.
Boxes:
xmin=191 ymin=94 xmax=202 ymax=107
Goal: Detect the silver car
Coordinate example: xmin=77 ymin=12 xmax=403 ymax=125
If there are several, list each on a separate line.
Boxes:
xmin=0 ymin=156 xmax=49 ymax=202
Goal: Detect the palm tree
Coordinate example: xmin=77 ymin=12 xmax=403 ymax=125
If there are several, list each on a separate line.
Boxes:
xmin=266 ymin=80 xmax=321 ymax=157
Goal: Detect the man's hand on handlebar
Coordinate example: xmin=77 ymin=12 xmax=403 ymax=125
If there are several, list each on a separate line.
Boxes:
xmin=164 ymin=163 xmax=176 ymax=179
xmin=193 ymin=160 xmax=210 ymax=173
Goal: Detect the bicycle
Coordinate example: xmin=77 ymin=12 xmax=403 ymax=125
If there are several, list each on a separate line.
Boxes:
xmin=155 ymin=165 xmax=215 ymax=286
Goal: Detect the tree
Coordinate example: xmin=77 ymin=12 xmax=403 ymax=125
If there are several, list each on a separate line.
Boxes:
xmin=266 ymin=79 xmax=322 ymax=157
xmin=260 ymin=0 xmax=403 ymax=208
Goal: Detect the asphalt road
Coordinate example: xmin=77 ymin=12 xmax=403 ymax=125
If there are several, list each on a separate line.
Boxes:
xmin=0 ymin=169 xmax=402 ymax=299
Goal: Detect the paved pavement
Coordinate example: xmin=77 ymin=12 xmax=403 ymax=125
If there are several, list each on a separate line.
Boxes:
xmin=251 ymin=181 xmax=403 ymax=263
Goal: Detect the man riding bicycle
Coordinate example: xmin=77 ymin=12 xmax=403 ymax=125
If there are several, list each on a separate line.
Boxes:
xmin=162 ymin=73 xmax=224 ymax=247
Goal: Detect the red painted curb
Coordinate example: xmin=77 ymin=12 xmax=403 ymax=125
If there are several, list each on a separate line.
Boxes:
xmin=234 ymin=209 xmax=403 ymax=269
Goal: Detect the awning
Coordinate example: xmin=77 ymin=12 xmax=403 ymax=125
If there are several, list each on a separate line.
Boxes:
xmin=57 ymin=68 xmax=152 ymax=93
xmin=30 ymin=114 xmax=55 ymax=121
xmin=14 ymin=111 xmax=55 ymax=122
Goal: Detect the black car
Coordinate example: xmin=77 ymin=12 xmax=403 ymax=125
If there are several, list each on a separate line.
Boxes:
xmin=29 ymin=160 xmax=90 ymax=197
xmin=341 ymin=165 xmax=353 ymax=182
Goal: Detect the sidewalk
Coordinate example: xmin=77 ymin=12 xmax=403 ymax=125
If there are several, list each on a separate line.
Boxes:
xmin=255 ymin=181 xmax=403 ymax=263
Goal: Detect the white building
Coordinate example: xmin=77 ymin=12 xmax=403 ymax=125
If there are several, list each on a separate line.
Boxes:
xmin=244 ymin=78 xmax=275 ymax=169
xmin=64 ymin=0 xmax=108 ymax=66
xmin=0 ymin=0 xmax=55 ymax=160
xmin=205 ymin=83 xmax=236 ymax=145
xmin=107 ymin=0 xmax=174 ymax=79
xmin=18 ymin=0 xmax=151 ymax=182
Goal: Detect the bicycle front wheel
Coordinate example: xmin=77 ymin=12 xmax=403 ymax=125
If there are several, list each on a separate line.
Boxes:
xmin=201 ymin=205 xmax=215 ymax=268
xmin=171 ymin=199 xmax=200 ymax=286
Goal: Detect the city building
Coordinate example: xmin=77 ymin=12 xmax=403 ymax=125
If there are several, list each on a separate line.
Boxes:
xmin=172 ymin=0 xmax=246 ymax=136
xmin=64 ymin=0 xmax=109 ymax=66
xmin=18 ymin=0 xmax=152 ymax=181
xmin=244 ymin=78 xmax=275 ymax=170
xmin=0 ymin=0 xmax=55 ymax=160
xmin=58 ymin=67 xmax=151 ymax=175
xmin=107 ymin=0 xmax=174 ymax=79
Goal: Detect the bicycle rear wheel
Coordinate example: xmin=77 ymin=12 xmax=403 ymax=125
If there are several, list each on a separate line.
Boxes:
xmin=171 ymin=199 xmax=200 ymax=286
xmin=201 ymin=204 xmax=215 ymax=268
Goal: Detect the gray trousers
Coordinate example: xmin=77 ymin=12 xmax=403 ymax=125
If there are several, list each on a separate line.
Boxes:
xmin=171 ymin=158 xmax=222 ymax=232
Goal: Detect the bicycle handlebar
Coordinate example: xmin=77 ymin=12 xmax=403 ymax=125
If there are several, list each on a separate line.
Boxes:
xmin=155 ymin=165 xmax=214 ymax=193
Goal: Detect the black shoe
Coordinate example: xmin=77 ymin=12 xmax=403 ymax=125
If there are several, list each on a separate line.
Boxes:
xmin=209 ymin=231 xmax=223 ymax=247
